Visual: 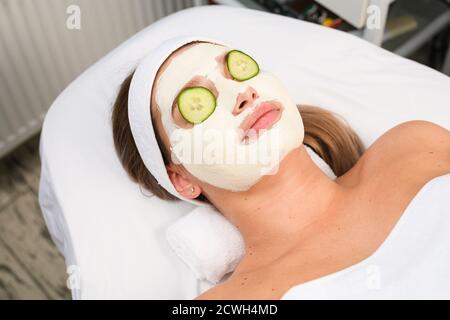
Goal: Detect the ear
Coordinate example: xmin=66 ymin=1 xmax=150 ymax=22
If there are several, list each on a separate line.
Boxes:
xmin=167 ymin=166 xmax=202 ymax=199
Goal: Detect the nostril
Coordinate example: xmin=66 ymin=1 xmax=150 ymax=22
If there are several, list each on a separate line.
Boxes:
xmin=238 ymin=101 xmax=245 ymax=110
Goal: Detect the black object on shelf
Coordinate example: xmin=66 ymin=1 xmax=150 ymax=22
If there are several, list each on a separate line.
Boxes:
xmin=247 ymin=0 xmax=357 ymax=31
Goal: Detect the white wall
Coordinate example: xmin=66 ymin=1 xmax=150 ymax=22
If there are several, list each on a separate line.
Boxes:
xmin=0 ymin=0 xmax=199 ymax=158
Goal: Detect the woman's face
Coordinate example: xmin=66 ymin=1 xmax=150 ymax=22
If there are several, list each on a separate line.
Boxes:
xmin=151 ymin=41 xmax=304 ymax=192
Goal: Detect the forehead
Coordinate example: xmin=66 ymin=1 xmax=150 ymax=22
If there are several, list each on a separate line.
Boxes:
xmin=156 ymin=41 xmax=226 ymax=80
xmin=156 ymin=42 xmax=198 ymax=78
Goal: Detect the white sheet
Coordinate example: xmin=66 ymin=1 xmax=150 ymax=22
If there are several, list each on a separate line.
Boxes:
xmin=38 ymin=4 xmax=450 ymax=299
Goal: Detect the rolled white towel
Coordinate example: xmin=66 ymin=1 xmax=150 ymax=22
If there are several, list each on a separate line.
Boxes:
xmin=166 ymin=145 xmax=336 ymax=284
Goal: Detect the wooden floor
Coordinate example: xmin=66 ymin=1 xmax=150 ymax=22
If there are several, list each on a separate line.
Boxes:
xmin=0 ymin=133 xmax=70 ymax=299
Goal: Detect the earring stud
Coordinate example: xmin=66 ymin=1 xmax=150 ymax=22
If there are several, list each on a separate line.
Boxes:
xmin=190 ymin=186 xmax=195 ymax=193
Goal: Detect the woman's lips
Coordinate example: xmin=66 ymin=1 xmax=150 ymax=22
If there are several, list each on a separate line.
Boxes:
xmin=239 ymin=101 xmax=283 ymax=144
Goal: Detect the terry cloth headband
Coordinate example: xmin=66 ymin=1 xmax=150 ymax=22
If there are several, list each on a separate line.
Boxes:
xmin=128 ymin=35 xmax=231 ymax=207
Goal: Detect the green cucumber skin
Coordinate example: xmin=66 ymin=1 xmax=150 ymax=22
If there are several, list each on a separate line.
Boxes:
xmin=226 ymin=50 xmax=260 ymax=81
xmin=177 ymin=86 xmax=216 ymax=124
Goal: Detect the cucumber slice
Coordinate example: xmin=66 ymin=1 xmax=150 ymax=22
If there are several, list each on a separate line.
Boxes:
xmin=177 ymin=86 xmax=216 ymax=124
xmin=226 ymin=50 xmax=260 ymax=81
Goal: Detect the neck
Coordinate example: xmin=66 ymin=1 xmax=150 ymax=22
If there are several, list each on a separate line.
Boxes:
xmin=212 ymin=145 xmax=344 ymax=267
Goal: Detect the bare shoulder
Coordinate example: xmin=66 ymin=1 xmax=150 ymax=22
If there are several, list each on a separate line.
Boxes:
xmin=357 ymin=120 xmax=450 ymax=186
xmin=388 ymin=120 xmax=449 ymax=158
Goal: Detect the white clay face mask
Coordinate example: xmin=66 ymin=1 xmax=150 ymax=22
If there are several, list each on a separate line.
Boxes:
xmin=155 ymin=42 xmax=305 ymax=191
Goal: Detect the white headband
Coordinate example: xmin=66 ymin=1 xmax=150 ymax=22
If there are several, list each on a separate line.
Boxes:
xmin=128 ymin=35 xmax=231 ymax=207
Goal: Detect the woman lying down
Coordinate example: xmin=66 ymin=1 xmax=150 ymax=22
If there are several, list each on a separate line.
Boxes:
xmin=111 ymin=35 xmax=450 ymax=299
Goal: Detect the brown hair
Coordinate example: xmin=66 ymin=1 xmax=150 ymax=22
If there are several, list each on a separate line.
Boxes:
xmin=112 ymin=74 xmax=364 ymax=203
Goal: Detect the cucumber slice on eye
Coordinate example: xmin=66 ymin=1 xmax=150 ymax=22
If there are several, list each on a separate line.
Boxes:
xmin=226 ymin=50 xmax=260 ymax=81
xmin=177 ymin=86 xmax=216 ymax=124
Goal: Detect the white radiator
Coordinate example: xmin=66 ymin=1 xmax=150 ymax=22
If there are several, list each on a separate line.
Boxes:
xmin=0 ymin=0 xmax=201 ymax=158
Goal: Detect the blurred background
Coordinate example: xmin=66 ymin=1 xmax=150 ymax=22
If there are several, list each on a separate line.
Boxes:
xmin=0 ymin=0 xmax=449 ymax=299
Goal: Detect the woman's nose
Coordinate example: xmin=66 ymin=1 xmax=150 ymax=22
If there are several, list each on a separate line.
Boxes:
xmin=232 ymin=86 xmax=259 ymax=116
